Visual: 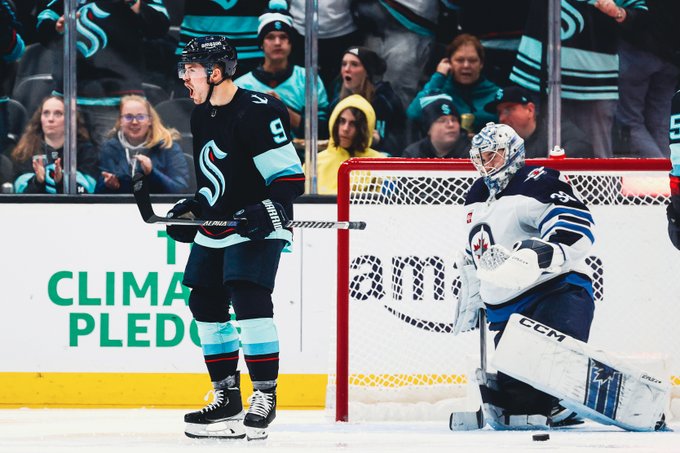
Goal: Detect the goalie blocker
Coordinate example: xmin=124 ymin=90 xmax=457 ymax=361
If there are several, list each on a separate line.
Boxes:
xmin=492 ymin=314 xmax=669 ymax=432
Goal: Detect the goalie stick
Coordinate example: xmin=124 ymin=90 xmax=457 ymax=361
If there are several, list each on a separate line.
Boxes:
xmin=449 ymin=309 xmax=486 ymax=431
xmin=132 ymin=174 xmax=366 ymax=230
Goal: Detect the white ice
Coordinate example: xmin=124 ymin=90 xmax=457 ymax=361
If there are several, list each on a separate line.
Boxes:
xmin=0 ymin=409 xmax=678 ymax=453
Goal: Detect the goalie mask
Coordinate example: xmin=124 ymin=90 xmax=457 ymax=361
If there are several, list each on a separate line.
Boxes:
xmin=178 ymin=35 xmax=238 ymax=81
xmin=470 ymin=122 xmax=525 ymax=196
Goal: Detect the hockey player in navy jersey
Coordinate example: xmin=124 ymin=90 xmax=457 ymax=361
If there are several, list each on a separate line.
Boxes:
xmin=169 ymin=35 xmax=304 ymax=440
xmin=453 ymin=122 xmax=596 ymax=429
xmin=667 ymin=90 xmax=680 ymax=249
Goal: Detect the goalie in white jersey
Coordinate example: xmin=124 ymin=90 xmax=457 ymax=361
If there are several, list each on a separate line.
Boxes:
xmin=454 ymin=122 xmax=596 ymax=428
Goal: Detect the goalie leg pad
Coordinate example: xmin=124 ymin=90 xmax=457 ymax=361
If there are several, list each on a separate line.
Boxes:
xmin=492 ymin=314 xmax=670 ymax=432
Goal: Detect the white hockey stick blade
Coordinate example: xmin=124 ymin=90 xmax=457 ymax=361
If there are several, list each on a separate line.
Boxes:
xmin=449 ymin=408 xmax=484 ymax=431
xmin=492 ymin=314 xmax=669 ymax=432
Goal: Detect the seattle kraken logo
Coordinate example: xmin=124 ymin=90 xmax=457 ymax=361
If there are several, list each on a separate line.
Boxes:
xmin=198 ymin=140 xmax=227 ymax=206
xmin=76 ymin=4 xmax=110 ymax=58
xmin=561 ymin=2 xmax=585 ymax=41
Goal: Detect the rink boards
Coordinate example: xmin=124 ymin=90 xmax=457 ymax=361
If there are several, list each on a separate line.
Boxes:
xmin=0 ymin=202 xmax=678 ymax=410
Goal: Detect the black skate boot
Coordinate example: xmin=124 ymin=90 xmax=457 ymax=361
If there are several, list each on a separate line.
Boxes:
xmin=244 ymin=386 xmax=276 ymax=440
xmin=184 ymin=375 xmax=245 ymax=439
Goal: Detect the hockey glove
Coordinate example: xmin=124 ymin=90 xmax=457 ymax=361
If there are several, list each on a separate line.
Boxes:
xmin=453 ymin=252 xmax=484 ymax=335
xmin=233 ymin=199 xmax=288 ymax=241
xmin=166 ymin=198 xmax=201 ymax=243
xmin=477 ymin=239 xmax=564 ymax=290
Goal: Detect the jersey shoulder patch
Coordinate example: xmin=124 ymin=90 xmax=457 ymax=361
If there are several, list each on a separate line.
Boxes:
xmin=504 ymin=166 xmax=582 ymax=207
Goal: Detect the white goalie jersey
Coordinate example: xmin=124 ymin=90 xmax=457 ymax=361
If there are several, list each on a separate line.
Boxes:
xmin=464 ymin=165 xmax=595 ymax=311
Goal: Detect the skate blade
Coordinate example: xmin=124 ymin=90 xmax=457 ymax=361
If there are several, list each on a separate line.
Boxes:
xmin=245 ymin=426 xmax=268 ymax=441
xmin=185 ymin=420 xmax=246 ymax=439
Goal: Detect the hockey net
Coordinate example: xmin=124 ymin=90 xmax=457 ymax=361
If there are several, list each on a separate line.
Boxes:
xmin=331 ymin=157 xmax=680 ymax=422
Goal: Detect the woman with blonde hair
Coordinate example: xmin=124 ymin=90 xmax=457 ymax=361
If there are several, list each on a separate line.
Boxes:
xmin=11 ymin=95 xmax=98 ymax=194
xmin=96 ymin=95 xmax=190 ymax=194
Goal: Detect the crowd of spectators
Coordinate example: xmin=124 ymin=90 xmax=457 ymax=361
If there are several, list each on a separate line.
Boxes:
xmin=0 ymin=0 xmax=678 ymax=195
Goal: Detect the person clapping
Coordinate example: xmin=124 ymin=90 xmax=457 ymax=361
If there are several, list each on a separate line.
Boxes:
xmin=96 ymin=95 xmax=190 ymax=194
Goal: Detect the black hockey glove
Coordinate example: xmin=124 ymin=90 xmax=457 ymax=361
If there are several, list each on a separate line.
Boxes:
xmin=233 ymin=199 xmax=289 ymax=241
xmin=166 ymin=198 xmax=201 ymax=243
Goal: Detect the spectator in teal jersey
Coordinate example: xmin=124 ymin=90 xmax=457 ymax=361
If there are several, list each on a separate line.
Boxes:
xmin=407 ymin=33 xmax=499 ymax=134
xmin=176 ymin=0 xmax=269 ymax=80
xmin=235 ymin=0 xmax=329 ymax=141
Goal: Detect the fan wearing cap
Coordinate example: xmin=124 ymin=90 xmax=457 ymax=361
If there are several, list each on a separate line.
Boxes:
xmin=402 ymin=94 xmax=471 ymax=158
xmin=329 ymin=46 xmax=405 ymax=155
xmin=235 ymin=0 xmax=329 ymax=140
xmin=485 ymin=86 xmax=592 ymax=158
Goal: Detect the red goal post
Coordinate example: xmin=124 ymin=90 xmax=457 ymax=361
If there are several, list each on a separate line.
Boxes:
xmin=335 ymin=157 xmax=677 ymax=422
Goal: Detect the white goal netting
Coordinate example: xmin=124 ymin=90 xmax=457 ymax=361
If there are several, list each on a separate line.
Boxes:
xmin=331 ymin=158 xmax=680 ymax=422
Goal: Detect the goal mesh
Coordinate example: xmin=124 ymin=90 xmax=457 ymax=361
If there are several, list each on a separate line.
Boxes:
xmin=332 ymin=158 xmax=679 ymax=422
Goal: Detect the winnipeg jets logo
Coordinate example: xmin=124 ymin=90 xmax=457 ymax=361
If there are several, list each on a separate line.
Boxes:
xmin=472 ymin=237 xmax=489 ymax=260
xmin=468 ymin=224 xmax=495 ymax=263
xmin=525 ymin=166 xmax=546 ymax=181
xmin=251 ymin=94 xmax=269 ymax=105
xmin=198 ymin=140 xmax=227 ymax=206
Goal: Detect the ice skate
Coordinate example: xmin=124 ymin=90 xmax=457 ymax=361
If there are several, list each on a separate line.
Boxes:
xmin=184 ymin=381 xmax=245 ymax=439
xmin=244 ymin=387 xmax=276 ymax=440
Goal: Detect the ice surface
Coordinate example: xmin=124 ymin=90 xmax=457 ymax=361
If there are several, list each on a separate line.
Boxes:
xmin=0 ymin=409 xmax=678 ymax=453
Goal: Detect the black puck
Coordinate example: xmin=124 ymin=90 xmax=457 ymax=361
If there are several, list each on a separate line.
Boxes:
xmin=532 ymin=433 xmax=550 ymax=441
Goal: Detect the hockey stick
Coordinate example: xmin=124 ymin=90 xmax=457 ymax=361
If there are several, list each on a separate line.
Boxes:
xmin=132 ymin=174 xmax=366 ymax=230
xmin=448 ymin=309 xmax=487 ymax=431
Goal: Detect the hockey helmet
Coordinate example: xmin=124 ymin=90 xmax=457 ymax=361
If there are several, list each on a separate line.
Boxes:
xmin=178 ymin=36 xmax=238 ymax=79
xmin=470 ymin=122 xmax=525 ymax=195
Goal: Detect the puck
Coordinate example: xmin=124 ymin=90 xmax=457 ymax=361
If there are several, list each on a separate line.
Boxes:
xmin=532 ymin=433 xmax=550 ymax=442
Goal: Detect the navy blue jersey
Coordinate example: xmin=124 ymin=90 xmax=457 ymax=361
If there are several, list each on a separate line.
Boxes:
xmin=190 ymin=87 xmax=305 ymax=248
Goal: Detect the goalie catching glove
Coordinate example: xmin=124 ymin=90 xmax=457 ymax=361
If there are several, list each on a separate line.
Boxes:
xmin=166 ymin=198 xmax=201 ymax=243
xmin=234 ymin=199 xmax=288 ymax=240
xmin=477 ymin=239 xmax=564 ymax=290
xmin=453 ymin=252 xmax=484 ymax=335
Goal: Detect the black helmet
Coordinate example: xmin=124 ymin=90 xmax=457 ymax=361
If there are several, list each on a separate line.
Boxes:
xmin=178 ymin=35 xmax=238 ymax=79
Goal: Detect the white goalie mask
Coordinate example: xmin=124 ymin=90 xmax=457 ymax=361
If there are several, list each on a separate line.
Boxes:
xmin=470 ymin=122 xmax=525 ymax=196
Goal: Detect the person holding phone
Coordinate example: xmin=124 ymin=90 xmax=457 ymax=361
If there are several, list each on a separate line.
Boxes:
xmin=10 ymin=95 xmax=98 ymax=194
